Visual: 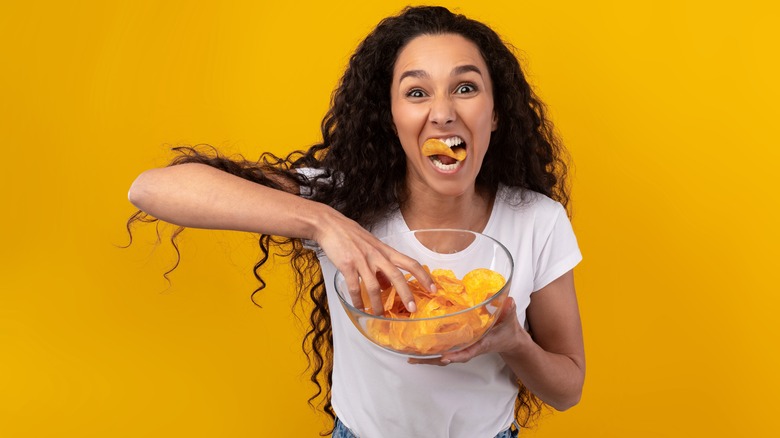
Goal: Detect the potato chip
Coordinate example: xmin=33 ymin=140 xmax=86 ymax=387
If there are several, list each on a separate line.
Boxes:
xmin=414 ymin=324 xmax=473 ymax=353
xmin=430 ymin=268 xmax=457 ymax=279
xmin=462 ymin=268 xmax=507 ymax=306
xmin=382 ymin=287 xmax=394 ymax=310
xmin=421 ymin=138 xmax=467 ymax=161
xmin=364 ymin=266 xmax=507 ymax=355
xmin=431 ymin=270 xmax=463 ymax=293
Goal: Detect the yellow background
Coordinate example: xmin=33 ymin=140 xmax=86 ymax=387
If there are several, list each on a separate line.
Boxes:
xmin=2 ymin=0 xmax=778 ymax=436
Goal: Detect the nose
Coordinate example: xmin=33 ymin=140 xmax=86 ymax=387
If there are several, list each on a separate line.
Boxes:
xmin=428 ymin=95 xmax=455 ymax=126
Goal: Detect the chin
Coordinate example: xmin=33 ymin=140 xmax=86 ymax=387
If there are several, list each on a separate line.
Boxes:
xmin=425 ymin=179 xmax=474 ymax=199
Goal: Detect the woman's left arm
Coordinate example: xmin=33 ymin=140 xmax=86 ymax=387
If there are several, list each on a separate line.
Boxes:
xmin=419 ymin=270 xmax=585 ymax=411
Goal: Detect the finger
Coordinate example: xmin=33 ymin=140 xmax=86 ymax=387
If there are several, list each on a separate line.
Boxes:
xmin=357 ymin=264 xmax=384 ymax=315
xmin=375 ymin=271 xmax=392 ymax=290
xmin=443 ymin=342 xmax=483 ymax=364
xmin=392 ymin=253 xmax=436 ymax=293
xmin=380 ymin=252 xmax=436 ymax=313
xmin=446 ymin=300 xmax=518 ymax=363
xmin=495 ymin=297 xmax=517 ymax=324
xmin=377 ymin=264 xmax=417 ymax=313
xmin=407 ymin=357 xmax=450 ymax=366
xmin=344 ymin=270 xmax=365 ymax=311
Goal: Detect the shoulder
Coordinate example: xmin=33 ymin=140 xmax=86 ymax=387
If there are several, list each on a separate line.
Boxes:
xmin=487 ymin=185 xmax=572 ymax=251
xmin=495 ymin=185 xmax=566 ymax=222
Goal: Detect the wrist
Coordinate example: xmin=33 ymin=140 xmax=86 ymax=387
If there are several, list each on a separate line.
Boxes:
xmin=499 ymin=325 xmax=535 ymax=361
xmin=304 ymin=201 xmax=334 ymax=242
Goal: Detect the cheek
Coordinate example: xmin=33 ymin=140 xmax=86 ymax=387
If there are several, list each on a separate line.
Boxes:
xmin=391 ymin=104 xmax=407 ymax=134
xmin=392 ymin=113 xmax=418 ymax=155
xmin=468 ymin=107 xmax=496 ymax=138
xmin=393 ymin=107 xmax=426 ymax=140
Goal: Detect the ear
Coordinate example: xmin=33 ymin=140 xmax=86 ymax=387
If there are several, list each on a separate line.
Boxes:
xmin=491 ymin=111 xmax=498 ymax=131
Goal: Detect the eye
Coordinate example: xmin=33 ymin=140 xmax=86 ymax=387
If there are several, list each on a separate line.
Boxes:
xmin=455 ymin=83 xmax=477 ymax=94
xmin=406 ymin=88 xmax=427 ymax=98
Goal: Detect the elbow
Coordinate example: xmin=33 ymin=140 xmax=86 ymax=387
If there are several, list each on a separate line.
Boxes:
xmin=550 ymin=356 xmax=585 ymax=411
xmin=549 ymin=374 xmax=584 ymax=411
xmin=549 ymin=390 xmax=582 ymax=412
xmin=127 ymin=170 xmax=156 ymax=211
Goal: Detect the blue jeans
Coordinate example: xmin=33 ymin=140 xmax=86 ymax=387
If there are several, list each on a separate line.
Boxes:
xmin=332 ymin=418 xmax=519 ymax=438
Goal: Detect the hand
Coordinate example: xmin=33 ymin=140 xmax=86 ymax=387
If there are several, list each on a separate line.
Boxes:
xmin=313 ymin=207 xmax=435 ymax=314
xmin=408 ymin=297 xmax=528 ymax=366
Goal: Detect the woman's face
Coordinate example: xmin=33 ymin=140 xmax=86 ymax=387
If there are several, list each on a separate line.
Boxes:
xmin=391 ymin=33 xmax=497 ymax=199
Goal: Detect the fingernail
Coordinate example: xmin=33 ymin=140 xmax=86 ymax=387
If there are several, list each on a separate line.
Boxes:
xmin=407 ymin=301 xmax=417 ymax=312
xmin=441 ymin=359 xmax=451 ymax=365
xmin=430 ymin=282 xmax=437 ymax=292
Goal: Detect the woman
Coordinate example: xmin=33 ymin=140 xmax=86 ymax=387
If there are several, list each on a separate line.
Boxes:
xmin=128 ymin=6 xmax=585 ymax=437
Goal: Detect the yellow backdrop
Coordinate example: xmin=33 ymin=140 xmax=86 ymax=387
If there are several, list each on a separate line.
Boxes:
xmin=2 ymin=0 xmax=778 ymax=436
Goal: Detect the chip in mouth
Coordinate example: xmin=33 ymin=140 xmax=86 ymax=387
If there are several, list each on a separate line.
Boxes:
xmin=421 ymin=138 xmax=467 ymax=162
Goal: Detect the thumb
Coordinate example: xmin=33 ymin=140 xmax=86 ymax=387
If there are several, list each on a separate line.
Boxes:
xmin=496 ymin=297 xmax=517 ymax=323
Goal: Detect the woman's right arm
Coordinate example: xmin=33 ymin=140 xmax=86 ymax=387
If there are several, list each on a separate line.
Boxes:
xmin=128 ymin=162 xmax=322 ymax=237
xmin=127 ymin=163 xmax=432 ymax=312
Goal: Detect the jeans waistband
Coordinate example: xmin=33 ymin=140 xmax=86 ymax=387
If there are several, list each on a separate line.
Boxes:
xmin=332 ymin=418 xmax=520 ymax=438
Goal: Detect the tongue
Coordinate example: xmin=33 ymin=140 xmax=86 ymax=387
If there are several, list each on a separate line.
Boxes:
xmin=436 ymin=155 xmax=457 ymax=165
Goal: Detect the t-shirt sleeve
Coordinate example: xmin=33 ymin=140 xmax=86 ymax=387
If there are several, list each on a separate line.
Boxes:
xmin=532 ymin=203 xmax=582 ymax=292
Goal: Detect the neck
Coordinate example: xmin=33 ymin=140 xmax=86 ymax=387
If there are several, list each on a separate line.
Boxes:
xmin=401 ymin=184 xmax=495 ymax=232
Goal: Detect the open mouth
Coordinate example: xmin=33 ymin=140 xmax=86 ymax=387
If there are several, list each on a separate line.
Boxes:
xmin=421 ymin=137 xmax=467 ymax=171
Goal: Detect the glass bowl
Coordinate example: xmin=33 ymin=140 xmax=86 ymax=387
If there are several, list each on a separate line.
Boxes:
xmin=334 ymin=229 xmax=514 ymax=358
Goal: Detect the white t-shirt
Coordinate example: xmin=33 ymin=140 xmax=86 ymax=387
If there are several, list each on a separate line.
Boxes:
xmin=311 ymin=185 xmax=582 ymax=438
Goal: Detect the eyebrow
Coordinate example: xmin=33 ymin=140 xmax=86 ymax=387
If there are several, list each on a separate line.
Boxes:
xmin=398 ymin=64 xmax=484 ymax=83
xmin=398 ymin=69 xmax=429 ymax=82
xmin=452 ymin=64 xmax=483 ymax=77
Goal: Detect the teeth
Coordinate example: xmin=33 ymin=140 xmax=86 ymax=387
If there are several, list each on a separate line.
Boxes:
xmin=431 ymin=157 xmax=462 ymax=171
xmin=443 ymin=137 xmax=463 ymax=148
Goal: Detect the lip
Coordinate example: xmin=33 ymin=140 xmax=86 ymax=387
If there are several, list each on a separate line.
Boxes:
xmin=428 ymin=156 xmax=464 ymax=174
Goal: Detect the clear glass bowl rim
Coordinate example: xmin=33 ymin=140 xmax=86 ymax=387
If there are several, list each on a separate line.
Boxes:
xmin=334 ymin=228 xmax=515 ymax=322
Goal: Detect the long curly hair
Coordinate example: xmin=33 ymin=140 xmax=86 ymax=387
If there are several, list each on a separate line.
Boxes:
xmin=127 ymin=5 xmax=568 ymax=432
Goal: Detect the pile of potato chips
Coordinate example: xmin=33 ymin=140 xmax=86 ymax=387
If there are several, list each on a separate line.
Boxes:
xmin=364 ymin=267 xmax=506 ymax=355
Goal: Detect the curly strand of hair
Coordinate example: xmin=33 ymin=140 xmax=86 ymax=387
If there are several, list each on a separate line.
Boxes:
xmin=249 ymin=234 xmax=272 ymax=307
xmin=162 ymin=225 xmax=185 ymax=284
xmin=304 ymin=272 xmax=336 ymax=436
xmin=291 ymin=253 xmax=336 ymax=420
xmin=125 ymin=146 xmax=337 ymax=429
xmin=515 ymin=383 xmax=547 ymax=428
xmin=167 ymin=145 xmax=298 ymax=192
xmin=124 ymin=195 xmax=192 ymax=288
xmin=120 ymin=210 xmax=158 ymax=248
xmin=212 ymin=182 xmax=335 ymax=437
xmin=247 ymin=231 xmax=336 ymax=438
xmin=274 ymin=243 xmax=337 ymax=435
